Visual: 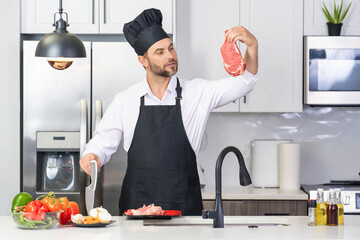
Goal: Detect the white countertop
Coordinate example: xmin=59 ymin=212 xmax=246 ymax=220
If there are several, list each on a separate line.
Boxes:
xmin=201 ymin=185 xmax=308 ymax=200
xmin=1 ymin=215 xmax=360 ymax=239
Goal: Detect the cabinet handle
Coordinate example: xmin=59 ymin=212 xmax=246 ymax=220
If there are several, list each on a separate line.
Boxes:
xmin=103 ymin=0 xmax=106 ymax=24
xmin=243 ymin=95 xmax=247 ymax=104
xmin=92 ymin=0 xmax=95 ymax=24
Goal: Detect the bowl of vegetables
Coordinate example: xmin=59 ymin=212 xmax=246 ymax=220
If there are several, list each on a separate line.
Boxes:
xmin=11 ymin=191 xmax=80 ymax=229
xmin=11 ymin=210 xmax=61 ymax=229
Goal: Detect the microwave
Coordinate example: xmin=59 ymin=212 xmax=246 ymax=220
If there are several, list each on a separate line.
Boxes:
xmin=304 ymin=36 xmax=360 ymax=106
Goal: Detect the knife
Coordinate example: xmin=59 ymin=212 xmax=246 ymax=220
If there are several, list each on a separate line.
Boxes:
xmin=85 ymin=160 xmax=97 ymax=215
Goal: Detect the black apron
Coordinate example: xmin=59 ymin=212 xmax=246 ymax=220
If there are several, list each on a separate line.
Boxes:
xmin=119 ymin=78 xmax=203 ymax=216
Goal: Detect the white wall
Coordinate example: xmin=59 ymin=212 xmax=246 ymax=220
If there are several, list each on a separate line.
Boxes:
xmin=0 ymin=0 xmax=20 ymax=215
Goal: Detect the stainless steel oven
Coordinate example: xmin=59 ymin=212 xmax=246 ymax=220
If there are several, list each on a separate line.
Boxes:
xmin=304 ymin=36 xmax=360 ymax=106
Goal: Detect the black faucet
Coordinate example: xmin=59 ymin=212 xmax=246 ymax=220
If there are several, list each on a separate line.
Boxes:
xmin=202 ymin=146 xmax=252 ymax=228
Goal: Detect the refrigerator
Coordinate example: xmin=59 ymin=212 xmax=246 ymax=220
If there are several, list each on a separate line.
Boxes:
xmin=22 ymin=40 xmax=145 ymax=215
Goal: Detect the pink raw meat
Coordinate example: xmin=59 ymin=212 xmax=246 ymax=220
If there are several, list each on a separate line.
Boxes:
xmin=221 ymin=37 xmax=246 ymax=76
xmin=124 ymin=204 xmax=165 ymax=216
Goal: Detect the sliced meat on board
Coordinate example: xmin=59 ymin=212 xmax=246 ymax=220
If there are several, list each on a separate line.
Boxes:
xmin=221 ymin=39 xmax=246 ymax=76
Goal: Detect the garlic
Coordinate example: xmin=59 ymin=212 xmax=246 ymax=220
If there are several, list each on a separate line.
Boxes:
xmin=71 ymin=214 xmax=85 ymax=224
xmin=98 ymin=211 xmax=112 ymax=223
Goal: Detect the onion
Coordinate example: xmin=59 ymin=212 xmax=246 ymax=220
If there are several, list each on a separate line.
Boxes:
xmin=89 ymin=208 xmax=98 ymax=218
xmin=98 ymin=211 xmax=112 ymax=223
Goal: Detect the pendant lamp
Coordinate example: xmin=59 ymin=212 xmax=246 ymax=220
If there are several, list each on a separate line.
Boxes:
xmin=35 ymin=0 xmax=86 ymax=70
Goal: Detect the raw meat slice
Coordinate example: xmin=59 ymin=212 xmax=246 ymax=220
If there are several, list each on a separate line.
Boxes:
xmin=221 ymin=37 xmax=246 ymax=76
xmin=123 ymin=204 xmax=165 ymax=216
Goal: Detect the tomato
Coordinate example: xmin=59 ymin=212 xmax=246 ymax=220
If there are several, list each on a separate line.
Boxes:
xmin=40 ymin=196 xmax=52 ymax=208
xmin=59 ymin=197 xmax=69 ymax=211
xmin=33 ymin=200 xmax=43 ymax=207
xmin=59 ymin=201 xmax=80 ymax=225
xmin=24 ymin=202 xmax=38 ymax=220
xmin=47 ymin=198 xmax=61 ymax=212
xmin=59 ymin=197 xmax=70 ymax=224
xmin=39 ymin=204 xmax=49 ymax=212
xmin=24 ymin=200 xmax=46 ymax=221
xmin=67 ymin=201 xmax=79 ymax=218
xmin=34 ymin=209 xmax=46 ymax=221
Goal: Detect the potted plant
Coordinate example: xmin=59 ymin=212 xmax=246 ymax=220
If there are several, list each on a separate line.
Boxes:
xmin=322 ymin=0 xmax=352 ymax=36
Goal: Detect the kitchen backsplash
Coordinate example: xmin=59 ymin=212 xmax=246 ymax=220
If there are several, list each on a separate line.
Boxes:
xmin=197 ymin=106 xmax=360 ymax=187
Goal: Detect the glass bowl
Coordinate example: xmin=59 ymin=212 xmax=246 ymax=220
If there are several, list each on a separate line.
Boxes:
xmin=11 ymin=211 xmax=61 ymax=229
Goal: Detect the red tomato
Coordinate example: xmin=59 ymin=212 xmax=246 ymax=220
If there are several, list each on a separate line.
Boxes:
xmin=39 ymin=204 xmax=49 ymax=212
xmin=24 ymin=200 xmax=46 ymax=221
xmin=34 ymin=209 xmax=46 ymax=221
xmin=59 ymin=197 xmax=70 ymax=224
xmin=59 ymin=197 xmax=69 ymax=211
xmin=33 ymin=200 xmax=43 ymax=207
xmin=24 ymin=201 xmax=38 ymax=220
xmin=67 ymin=202 xmax=79 ymax=220
xmin=59 ymin=201 xmax=80 ymax=224
xmin=47 ymin=198 xmax=61 ymax=212
xmin=40 ymin=196 xmax=51 ymax=208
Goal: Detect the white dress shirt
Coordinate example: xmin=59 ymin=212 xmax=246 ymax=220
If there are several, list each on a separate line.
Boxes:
xmin=83 ymin=70 xmax=257 ymax=166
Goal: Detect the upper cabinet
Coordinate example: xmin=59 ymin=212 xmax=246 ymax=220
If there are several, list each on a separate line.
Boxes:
xmin=21 ymin=0 xmax=174 ymax=34
xmin=176 ymin=0 xmax=303 ymax=113
xmin=238 ymin=0 xmax=303 ymax=112
xmin=176 ymin=0 xmax=241 ymax=112
xmin=304 ymin=0 xmax=360 ymax=36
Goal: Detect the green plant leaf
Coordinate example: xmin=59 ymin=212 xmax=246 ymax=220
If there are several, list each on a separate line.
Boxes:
xmin=322 ymin=0 xmax=352 ymax=24
xmin=338 ymin=0 xmax=344 ymax=23
xmin=322 ymin=2 xmax=335 ymax=23
xmin=340 ymin=2 xmax=352 ymax=23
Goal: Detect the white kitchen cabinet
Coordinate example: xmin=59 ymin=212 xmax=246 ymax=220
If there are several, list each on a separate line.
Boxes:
xmin=304 ymin=0 xmax=360 ymax=36
xmin=176 ymin=0 xmax=303 ymax=113
xmin=21 ymin=0 xmax=174 ymax=34
xmin=176 ymin=0 xmax=241 ymax=112
xmin=21 ymin=0 xmax=99 ymax=33
xmin=238 ymin=0 xmax=303 ymax=112
xmin=99 ymin=0 xmax=173 ymax=34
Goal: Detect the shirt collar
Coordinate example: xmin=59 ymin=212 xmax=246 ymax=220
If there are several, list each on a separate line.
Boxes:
xmin=138 ymin=75 xmax=178 ymax=99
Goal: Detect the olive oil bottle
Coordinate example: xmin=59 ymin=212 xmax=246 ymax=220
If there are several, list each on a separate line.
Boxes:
xmin=335 ymin=188 xmax=344 ymax=225
xmin=316 ymin=188 xmax=327 ymax=225
xmin=327 ymin=189 xmax=338 ymax=226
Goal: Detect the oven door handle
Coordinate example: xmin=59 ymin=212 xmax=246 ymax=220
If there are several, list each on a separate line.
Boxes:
xmin=80 ymin=99 xmax=88 ymax=157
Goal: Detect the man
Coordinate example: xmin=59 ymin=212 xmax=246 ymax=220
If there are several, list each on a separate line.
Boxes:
xmin=80 ymin=8 xmax=258 ymax=216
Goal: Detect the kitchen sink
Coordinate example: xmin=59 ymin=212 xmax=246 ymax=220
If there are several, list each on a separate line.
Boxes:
xmin=143 ymin=216 xmax=290 ymax=226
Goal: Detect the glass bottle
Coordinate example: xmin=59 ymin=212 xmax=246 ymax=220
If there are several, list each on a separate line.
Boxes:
xmin=308 ymin=199 xmax=317 ymax=226
xmin=327 ymin=189 xmax=338 ymax=226
xmin=316 ymin=188 xmax=327 ymax=225
xmin=335 ymin=188 xmax=344 ymax=225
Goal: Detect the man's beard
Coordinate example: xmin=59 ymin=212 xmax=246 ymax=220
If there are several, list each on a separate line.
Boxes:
xmin=147 ymin=58 xmax=178 ymax=77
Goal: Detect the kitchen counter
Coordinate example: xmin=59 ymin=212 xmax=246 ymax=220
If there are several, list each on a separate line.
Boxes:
xmin=1 ymin=216 xmax=360 ymax=239
xmin=202 ymin=185 xmax=308 ymax=200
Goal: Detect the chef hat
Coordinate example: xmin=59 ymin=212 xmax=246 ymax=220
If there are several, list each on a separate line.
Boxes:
xmin=123 ymin=8 xmax=170 ymax=56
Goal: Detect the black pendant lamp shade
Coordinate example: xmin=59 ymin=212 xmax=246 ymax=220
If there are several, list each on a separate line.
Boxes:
xmin=35 ymin=0 xmax=86 ymax=70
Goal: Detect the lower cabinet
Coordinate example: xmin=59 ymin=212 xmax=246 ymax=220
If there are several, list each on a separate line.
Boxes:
xmin=203 ymin=200 xmax=307 ymax=216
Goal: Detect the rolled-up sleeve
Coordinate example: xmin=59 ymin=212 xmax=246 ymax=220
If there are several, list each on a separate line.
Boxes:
xmin=82 ymin=96 xmax=123 ymax=166
xmin=202 ymin=69 xmax=258 ymax=111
